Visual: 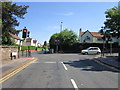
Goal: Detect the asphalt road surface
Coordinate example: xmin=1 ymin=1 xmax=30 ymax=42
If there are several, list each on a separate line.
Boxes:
xmin=2 ymin=51 xmax=119 ymax=89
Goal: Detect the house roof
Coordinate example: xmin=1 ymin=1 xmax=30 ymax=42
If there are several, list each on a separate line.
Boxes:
xmin=80 ymin=31 xmax=103 ymax=37
xmin=90 ymin=32 xmax=103 ymax=37
xmin=8 ymin=32 xmax=22 ymax=40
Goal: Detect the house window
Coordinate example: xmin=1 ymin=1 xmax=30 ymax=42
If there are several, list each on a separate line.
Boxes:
xmin=97 ymin=37 xmax=102 ymax=41
xmin=85 ymin=36 xmax=90 ymax=41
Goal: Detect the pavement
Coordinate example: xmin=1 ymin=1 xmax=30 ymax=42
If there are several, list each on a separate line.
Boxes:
xmin=0 ymin=57 xmax=37 ymax=78
xmin=95 ymin=53 xmax=120 ymax=71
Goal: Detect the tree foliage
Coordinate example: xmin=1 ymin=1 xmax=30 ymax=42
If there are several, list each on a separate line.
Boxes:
xmin=49 ymin=29 xmax=78 ymax=45
xmin=49 ymin=33 xmax=60 ymax=45
xmin=104 ymin=6 xmax=120 ymax=38
xmin=2 ymin=2 xmax=29 ymax=44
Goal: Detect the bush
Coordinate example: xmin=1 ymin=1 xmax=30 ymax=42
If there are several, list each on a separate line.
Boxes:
xmin=20 ymin=46 xmax=37 ymax=51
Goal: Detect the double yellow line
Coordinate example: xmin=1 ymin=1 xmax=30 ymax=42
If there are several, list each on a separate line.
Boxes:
xmin=0 ymin=59 xmax=37 ymax=83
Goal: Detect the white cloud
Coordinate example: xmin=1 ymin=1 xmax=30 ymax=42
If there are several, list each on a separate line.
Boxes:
xmin=63 ymin=12 xmax=74 ymax=16
xmin=48 ymin=26 xmax=60 ymax=31
xmin=56 ymin=12 xmax=74 ymax=16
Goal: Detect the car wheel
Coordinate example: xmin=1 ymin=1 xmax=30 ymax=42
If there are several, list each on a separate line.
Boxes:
xmin=85 ymin=52 xmax=88 ymax=55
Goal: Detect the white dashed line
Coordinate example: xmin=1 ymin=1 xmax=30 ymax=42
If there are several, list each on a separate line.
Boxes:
xmin=61 ymin=62 xmax=68 ymax=71
xmin=70 ymin=79 xmax=78 ymax=89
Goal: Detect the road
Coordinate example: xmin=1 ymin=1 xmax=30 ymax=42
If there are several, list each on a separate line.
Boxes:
xmin=2 ymin=51 xmax=119 ymax=89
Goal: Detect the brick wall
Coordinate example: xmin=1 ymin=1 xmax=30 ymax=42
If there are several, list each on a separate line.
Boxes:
xmin=0 ymin=46 xmax=18 ymax=63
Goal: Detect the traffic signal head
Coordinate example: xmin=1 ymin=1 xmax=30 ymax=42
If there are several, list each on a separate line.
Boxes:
xmin=22 ymin=29 xmax=27 ymax=38
xmin=27 ymin=31 xmax=30 ymax=37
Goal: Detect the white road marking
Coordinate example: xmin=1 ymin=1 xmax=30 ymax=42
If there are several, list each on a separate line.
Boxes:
xmin=81 ymin=84 xmax=84 ymax=85
xmin=33 ymin=62 xmax=56 ymax=64
xmin=61 ymin=62 xmax=68 ymax=70
xmin=70 ymin=79 xmax=78 ymax=89
xmin=44 ymin=62 xmax=56 ymax=63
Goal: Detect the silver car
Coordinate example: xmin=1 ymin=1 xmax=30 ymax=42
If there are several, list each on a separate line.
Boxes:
xmin=81 ymin=47 xmax=101 ymax=55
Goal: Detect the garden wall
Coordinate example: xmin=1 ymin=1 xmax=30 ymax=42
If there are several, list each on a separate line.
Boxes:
xmin=0 ymin=46 xmax=18 ymax=63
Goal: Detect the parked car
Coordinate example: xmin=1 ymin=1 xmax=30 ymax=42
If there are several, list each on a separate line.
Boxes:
xmin=81 ymin=47 xmax=101 ymax=55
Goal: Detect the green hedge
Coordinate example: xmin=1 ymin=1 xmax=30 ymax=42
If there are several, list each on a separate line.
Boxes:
xmin=20 ymin=46 xmax=37 ymax=51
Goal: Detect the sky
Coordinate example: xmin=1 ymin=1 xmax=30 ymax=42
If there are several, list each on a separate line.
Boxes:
xmin=14 ymin=2 xmax=119 ymax=44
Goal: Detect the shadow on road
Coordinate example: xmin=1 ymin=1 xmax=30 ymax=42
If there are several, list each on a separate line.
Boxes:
xmin=64 ymin=58 xmax=118 ymax=73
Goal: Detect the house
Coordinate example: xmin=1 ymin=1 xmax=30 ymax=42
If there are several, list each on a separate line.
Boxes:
xmin=37 ymin=43 xmax=43 ymax=47
xmin=79 ymin=30 xmax=103 ymax=43
xmin=8 ymin=32 xmax=23 ymax=45
xmin=78 ymin=30 xmax=119 ymax=44
xmin=22 ymin=38 xmax=38 ymax=47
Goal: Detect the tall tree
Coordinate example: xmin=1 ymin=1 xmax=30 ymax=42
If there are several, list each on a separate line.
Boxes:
xmin=103 ymin=6 xmax=120 ymax=60
xmin=2 ymin=2 xmax=29 ymax=44
xmin=104 ymin=6 xmax=120 ymax=37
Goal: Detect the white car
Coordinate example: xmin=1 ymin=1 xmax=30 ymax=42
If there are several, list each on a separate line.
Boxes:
xmin=81 ymin=47 xmax=101 ymax=55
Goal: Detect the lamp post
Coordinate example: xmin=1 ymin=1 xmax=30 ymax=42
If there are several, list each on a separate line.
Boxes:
xmin=59 ymin=22 xmax=63 ymax=53
xmin=60 ymin=22 xmax=63 ymax=32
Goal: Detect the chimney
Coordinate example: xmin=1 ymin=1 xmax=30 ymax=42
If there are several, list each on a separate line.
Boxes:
xmin=79 ymin=28 xmax=82 ymax=43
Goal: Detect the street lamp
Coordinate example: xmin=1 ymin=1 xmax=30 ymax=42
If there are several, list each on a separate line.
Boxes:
xmin=60 ymin=22 xmax=63 ymax=32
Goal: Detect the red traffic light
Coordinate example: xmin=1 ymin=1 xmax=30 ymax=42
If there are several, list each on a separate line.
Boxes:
xmin=22 ymin=29 xmax=27 ymax=38
xmin=23 ymin=29 xmax=27 ymax=32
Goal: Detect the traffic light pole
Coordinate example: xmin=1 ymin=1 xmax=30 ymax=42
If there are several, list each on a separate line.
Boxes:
xmin=18 ymin=40 xmax=21 ymax=58
xmin=22 ymin=27 xmax=31 ymax=57
xmin=110 ymin=35 xmax=112 ymax=55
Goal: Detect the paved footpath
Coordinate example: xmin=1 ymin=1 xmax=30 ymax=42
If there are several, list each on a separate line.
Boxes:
xmin=0 ymin=57 xmax=37 ymax=78
xmin=95 ymin=53 xmax=120 ymax=71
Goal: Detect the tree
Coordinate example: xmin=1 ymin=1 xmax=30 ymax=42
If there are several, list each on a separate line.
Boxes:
xmin=103 ymin=6 xmax=120 ymax=60
xmin=49 ymin=33 xmax=60 ymax=45
xmin=2 ymin=2 xmax=29 ymax=45
xmin=104 ymin=6 xmax=120 ymax=37
xmin=49 ymin=29 xmax=78 ymax=46
xmin=60 ymin=29 xmax=78 ymax=45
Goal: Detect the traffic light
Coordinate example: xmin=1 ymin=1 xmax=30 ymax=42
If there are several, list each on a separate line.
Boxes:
xmin=27 ymin=31 xmax=30 ymax=37
xmin=22 ymin=29 xmax=27 ymax=38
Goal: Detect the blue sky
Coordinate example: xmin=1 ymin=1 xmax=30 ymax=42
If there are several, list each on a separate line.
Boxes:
xmin=15 ymin=2 xmax=118 ymax=44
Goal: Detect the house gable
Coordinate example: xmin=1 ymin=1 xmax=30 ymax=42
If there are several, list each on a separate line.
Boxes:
xmin=81 ymin=30 xmax=93 ymax=43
